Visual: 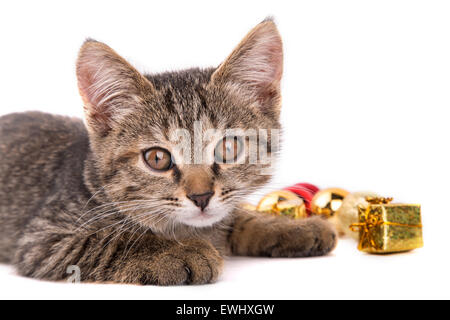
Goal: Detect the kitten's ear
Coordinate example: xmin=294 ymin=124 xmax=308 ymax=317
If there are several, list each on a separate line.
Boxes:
xmin=211 ymin=19 xmax=283 ymax=116
xmin=76 ymin=40 xmax=154 ymax=136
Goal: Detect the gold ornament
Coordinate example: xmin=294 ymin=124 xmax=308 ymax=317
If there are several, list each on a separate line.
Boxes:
xmin=256 ymin=190 xmax=307 ymax=219
xmin=332 ymin=191 xmax=379 ymax=239
xmin=310 ymin=188 xmax=349 ymax=218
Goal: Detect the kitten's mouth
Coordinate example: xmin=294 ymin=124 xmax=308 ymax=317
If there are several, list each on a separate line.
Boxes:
xmin=194 ymin=211 xmax=214 ymax=220
xmin=181 ymin=212 xmax=217 ymax=227
xmin=177 ymin=206 xmax=229 ymax=228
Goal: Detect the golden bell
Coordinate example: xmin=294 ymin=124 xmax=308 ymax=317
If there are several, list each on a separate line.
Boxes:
xmin=310 ymin=188 xmax=349 ymax=218
xmin=256 ymin=190 xmax=307 ymax=219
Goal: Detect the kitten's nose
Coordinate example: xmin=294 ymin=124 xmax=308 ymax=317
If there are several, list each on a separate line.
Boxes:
xmin=187 ymin=192 xmax=214 ymax=211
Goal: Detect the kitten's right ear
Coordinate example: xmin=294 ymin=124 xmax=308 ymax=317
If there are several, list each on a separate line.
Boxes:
xmin=76 ymin=40 xmax=154 ymax=137
xmin=211 ymin=18 xmax=283 ymax=117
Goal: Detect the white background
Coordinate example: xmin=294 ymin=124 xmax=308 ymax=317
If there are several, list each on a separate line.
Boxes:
xmin=0 ymin=0 xmax=449 ymax=299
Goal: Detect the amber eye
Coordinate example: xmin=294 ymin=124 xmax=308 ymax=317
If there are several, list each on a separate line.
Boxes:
xmin=143 ymin=148 xmax=173 ymax=171
xmin=214 ymin=136 xmax=243 ymax=164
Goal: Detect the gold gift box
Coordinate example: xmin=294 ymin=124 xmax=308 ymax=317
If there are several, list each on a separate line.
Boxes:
xmin=350 ymin=197 xmax=423 ymax=253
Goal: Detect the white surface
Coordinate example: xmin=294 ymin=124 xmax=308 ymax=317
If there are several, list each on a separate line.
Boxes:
xmin=0 ymin=239 xmax=446 ymax=300
xmin=0 ymin=0 xmax=449 ymax=299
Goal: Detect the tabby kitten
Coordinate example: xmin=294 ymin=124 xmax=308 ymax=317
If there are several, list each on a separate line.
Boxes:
xmin=0 ymin=19 xmax=336 ymax=285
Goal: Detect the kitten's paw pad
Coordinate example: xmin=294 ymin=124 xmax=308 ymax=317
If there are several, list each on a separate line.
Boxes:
xmin=265 ymin=217 xmax=337 ymax=258
xmin=148 ymin=241 xmax=223 ymax=286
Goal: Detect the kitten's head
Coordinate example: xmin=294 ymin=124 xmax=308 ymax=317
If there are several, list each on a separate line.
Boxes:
xmin=77 ymin=19 xmax=283 ymax=233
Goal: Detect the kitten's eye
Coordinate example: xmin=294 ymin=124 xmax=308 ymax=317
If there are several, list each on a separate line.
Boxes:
xmin=214 ymin=136 xmax=243 ymax=164
xmin=144 ymin=148 xmax=173 ymax=171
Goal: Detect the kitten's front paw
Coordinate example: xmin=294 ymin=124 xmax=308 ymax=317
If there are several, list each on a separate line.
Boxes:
xmin=145 ymin=240 xmax=223 ymax=286
xmin=264 ymin=217 xmax=337 ymax=258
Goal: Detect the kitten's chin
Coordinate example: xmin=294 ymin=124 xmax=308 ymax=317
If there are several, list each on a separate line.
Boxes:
xmin=176 ymin=209 xmax=230 ymax=228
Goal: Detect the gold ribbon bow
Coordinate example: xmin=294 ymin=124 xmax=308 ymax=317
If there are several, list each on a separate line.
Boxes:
xmin=349 ymin=197 xmax=423 ymax=251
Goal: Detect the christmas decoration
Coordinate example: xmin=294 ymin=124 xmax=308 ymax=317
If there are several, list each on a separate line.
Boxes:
xmin=241 ymin=183 xmax=423 ymax=254
xmin=349 ymin=197 xmax=423 ymax=253
xmin=284 ymin=183 xmax=319 ymax=213
xmin=331 ymin=191 xmax=379 ymax=239
xmin=310 ymin=188 xmax=349 ymax=218
xmin=256 ymin=190 xmax=307 ymax=219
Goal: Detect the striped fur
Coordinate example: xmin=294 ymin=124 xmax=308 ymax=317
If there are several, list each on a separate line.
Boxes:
xmin=0 ymin=19 xmax=336 ymax=285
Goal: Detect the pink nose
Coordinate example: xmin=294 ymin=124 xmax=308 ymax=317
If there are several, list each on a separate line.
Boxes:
xmin=187 ymin=192 xmax=214 ymax=211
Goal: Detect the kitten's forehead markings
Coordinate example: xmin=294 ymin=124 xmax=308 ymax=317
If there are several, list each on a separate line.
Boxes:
xmin=167 ymin=119 xmax=221 ymax=166
xmin=163 ymin=85 xmax=184 ymax=126
xmin=197 ymin=116 xmax=232 ymax=165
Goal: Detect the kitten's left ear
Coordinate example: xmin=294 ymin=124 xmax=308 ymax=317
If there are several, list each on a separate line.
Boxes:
xmin=211 ymin=18 xmax=283 ymax=116
xmin=76 ymin=40 xmax=155 ymax=137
